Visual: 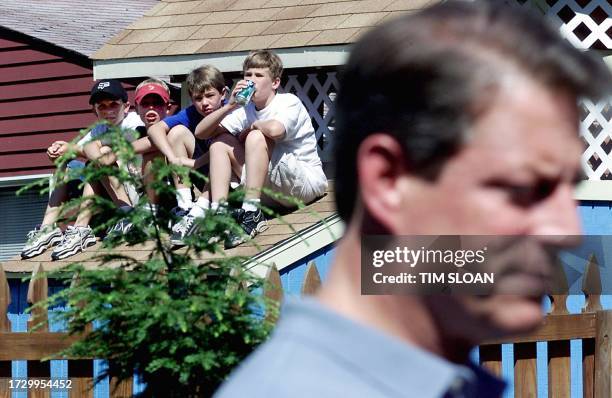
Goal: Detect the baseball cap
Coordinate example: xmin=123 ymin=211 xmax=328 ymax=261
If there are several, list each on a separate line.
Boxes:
xmin=135 ymin=83 xmax=170 ymax=105
xmin=89 ymin=79 xmax=128 ymax=105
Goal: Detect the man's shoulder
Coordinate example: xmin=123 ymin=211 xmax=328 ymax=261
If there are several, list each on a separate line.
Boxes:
xmin=215 ymin=333 xmax=371 ymax=398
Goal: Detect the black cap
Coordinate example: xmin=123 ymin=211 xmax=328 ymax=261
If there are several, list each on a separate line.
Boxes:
xmin=89 ymin=79 xmax=128 ymax=105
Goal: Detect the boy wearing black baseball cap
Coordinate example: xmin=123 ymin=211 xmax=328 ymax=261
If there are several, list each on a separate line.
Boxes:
xmin=20 ymin=79 xmax=144 ymax=260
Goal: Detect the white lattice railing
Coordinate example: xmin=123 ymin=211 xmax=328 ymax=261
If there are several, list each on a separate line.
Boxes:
xmin=511 ymin=0 xmax=611 ymax=50
xmin=281 ymin=72 xmax=338 ymax=163
xmin=581 ymin=98 xmax=612 ymax=180
xmin=512 ymin=0 xmax=612 ymax=182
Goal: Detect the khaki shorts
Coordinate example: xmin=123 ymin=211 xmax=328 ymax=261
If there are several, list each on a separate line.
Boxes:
xmin=240 ymin=152 xmax=327 ymax=208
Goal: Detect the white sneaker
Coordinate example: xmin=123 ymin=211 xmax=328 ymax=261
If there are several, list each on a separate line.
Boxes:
xmin=51 ymin=226 xmax=96 ymax=260
xmin=21 ymin=225 xmax=63 ymax=259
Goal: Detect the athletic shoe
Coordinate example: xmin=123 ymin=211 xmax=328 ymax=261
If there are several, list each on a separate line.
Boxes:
xmin=51 ymin=226 xmax=96 ymax=260
xmin=21 ymin=225 xmax=63 ymax=259
xmin=170 ymin=214 xmax=198 ymax=247
xmin=168 ymin=206 xmax=190 ymax=229
xmin=224 ymin=208 xmax=268 ymax=249
xmin=105 ymin=217 xmax=134 ymax=240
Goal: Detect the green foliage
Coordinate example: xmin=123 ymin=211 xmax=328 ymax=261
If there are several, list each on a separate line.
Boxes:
xmin=24 ymin=122 xmax=277 ymax=397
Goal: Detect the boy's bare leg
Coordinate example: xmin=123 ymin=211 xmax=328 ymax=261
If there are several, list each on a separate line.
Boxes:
xmin=142 ymin=151 xmax=162 ymax=205
xmin=41 ymin=183 xmax=69 ymax=226
xmin=168 ymin=125 xmax=196 ymax=189
xmin=83 ymin=141 xmax=132 ymax=207
xmin=74 ymin=182 xmax=99 ymax=227
xmin=243 ymin=130 xmax=273 ymax=201
xmin=210 ymin=133 xmax=245 ymax=203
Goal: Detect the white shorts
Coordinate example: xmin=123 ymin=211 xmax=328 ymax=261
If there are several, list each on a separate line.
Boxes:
xmin=240 ymin=152 xmax=328 ymax=208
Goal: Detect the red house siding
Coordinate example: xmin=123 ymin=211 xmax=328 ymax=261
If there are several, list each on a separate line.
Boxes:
xmin=0 ymin=32 xmax=138 ymax=178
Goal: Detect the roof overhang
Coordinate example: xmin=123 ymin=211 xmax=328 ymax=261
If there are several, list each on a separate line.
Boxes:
xmin=93 ymin=44 xmax=352 ymax=80
xmin=246 ymin=214 xmax=343 ymax=277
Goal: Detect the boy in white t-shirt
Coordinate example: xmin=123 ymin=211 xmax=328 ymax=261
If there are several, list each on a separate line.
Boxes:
xmin=174 ymin=50 xmax=327 ymax=248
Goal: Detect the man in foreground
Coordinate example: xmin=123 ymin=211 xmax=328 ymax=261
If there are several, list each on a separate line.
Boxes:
xmin=215 ymin=2 xmax=612 ymax=397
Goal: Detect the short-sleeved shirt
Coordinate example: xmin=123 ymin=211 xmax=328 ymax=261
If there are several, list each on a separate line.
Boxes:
xmin=77 ymin=112 xmax=144 ymax=147
xmin=220 ymin=93 xmax=322 ymax=168
xmin=163 ymin=104 xmax=211 ymax=153
xmin=214 ymin=298 xmax=506 ymax=398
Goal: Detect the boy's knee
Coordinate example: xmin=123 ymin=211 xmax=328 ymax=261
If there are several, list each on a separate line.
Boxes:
xmin=246 ymin=129 xmax=273 ymax=151
xmin=245 ymin=129 xmax=266 ymax=146
xmin=210 ymin=133 xmax=238 ymax=152
xmin=168 ymin=125 xmax=191 ymax=144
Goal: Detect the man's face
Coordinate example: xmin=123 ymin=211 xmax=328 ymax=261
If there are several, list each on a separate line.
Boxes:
xmin=93 ymin=98 xmax=128 ymax=125
xmin=244 ymin=67 xmax=280 ymax=106
xmin=191 ymin=87 xmax=224 ymax=117
xmin=397 ymin=76 xmax=583 ymax=339
xmin=136 ymin=94 xmax=169 ymax=128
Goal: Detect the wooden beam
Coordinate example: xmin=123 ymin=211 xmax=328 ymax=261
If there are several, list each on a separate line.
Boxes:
xmin=0 ymin=332 xmax=82 ymax=360
xmin=485 ymin=313 xmax=596 ymax=344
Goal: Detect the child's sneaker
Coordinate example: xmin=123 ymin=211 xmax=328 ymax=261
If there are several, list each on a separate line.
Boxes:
xmin=51 ymin=226 xmax=96 ymax=260
xmin=168 ymin=206 xmax=190 ymax=229
xmin=21 ymin=225 xmax=63 ymax=259
xmin=105 ymin=217 xmax=134 ymax=240
xmin=170 ymin=214 xmax=199 ymax=247
xmin=224 ymin=208 xmax=268 ymax=249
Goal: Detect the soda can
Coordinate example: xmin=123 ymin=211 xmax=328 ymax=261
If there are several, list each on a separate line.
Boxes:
xmin=235 ymin=81 xmax=256 ymax=106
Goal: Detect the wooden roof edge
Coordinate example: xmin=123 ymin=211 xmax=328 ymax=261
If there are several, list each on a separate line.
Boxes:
xmin=246 ymin=213 xmax=343 ymax=278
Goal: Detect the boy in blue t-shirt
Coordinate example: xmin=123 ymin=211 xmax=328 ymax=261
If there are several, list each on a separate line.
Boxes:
xmin=147 ymin=65 xmax=227 ymax=216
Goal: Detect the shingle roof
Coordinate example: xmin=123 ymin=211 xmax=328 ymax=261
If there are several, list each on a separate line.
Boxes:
xmin=0 ymin=0 xmax=159 ymax=57
xmin=93 ymin=0 xmax=438 ymax=60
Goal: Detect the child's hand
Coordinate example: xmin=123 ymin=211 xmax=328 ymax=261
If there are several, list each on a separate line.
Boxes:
xmin=179 ymin=157 xmax=195 ymax=168
xmin=47 ymin=141 xmax=69 ymax=159
xmin=229 ymin=80 xmax=250 ymax=105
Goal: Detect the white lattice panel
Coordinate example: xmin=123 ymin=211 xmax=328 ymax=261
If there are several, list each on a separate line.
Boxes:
xmin=280 ymin=72 xmax=339 ymax=163
xmin=581 ymin=98 xmax=612 ymax=180
xmin=511 ymin=0 xmax=611 ymax=50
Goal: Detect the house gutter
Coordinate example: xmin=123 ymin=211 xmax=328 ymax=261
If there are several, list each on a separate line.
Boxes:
xmin=93 ymin=45 xmax=351 ymax=79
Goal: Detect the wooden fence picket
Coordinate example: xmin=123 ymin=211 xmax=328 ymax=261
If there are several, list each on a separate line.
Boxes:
xmin=0 ymin=264 xmax=11 ymax=398
xmin=300 ymin=261 xmax=321 ymax=296
xmin=583 ymin=254 xmax=602 ymax=398
xmin=595 ymin=311 xmax=612 ymax=398
xmin=264 ymin=264 xmax=283 ymax=324
xmin=479 ymin=344 xmax=502 ymax=377
xmin=548 ymin=262 xmax=571 ymax=398
xmin=514 ymin=342 xmax=538 ymax=398
xmin=69 ymin=273 xmax=94 ymax=396
xmin=27 ymin=263 xmax=50 ymax=398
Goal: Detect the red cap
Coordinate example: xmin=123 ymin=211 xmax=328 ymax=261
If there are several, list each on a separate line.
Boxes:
xmin=135 ymin=83 xmax=170 ymax=105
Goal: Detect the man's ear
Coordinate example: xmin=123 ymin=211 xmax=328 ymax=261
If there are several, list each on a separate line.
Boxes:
xmin=124 ymin=101 xmax=131 ymax=114
xmin=357 ymin=134 xmax=409 ymax=233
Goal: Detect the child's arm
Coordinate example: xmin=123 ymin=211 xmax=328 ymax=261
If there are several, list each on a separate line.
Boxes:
xmin=131 ymin=136 xmax=154 ymax=154
xmin=194 ymin=81 xmax=248 ymax=139
xmin=194 ymin=102 xmax=238 ymax=140
xmin=83 ymin=140 xmax=116 ymax=166
xmin=147 ymin=121 xmax=179 ymax=164
xmin=250 ymin=120 xmax=286 ymax=141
